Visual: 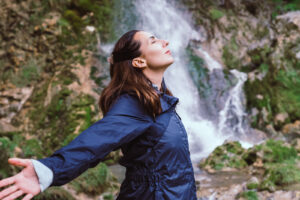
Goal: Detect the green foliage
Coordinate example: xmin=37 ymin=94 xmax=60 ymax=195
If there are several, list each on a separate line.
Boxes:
xmin=257 ymin=140 xmax=300 ymax=189
xmin=209 ymin=8 xmax=225 ymax=20
xmin=90 ymin=65 xmax=109 ymax=90
xmin=258 ymin=63 xmax=269 ymax=74
xmin=29 ymin=86 xmax=97 ymax=155
xmin=23 ymin=139 xmax=43 ymax=159
xmin=222 ymin=37 xmax=241 ymax=69
xmin=247 ymin=139 xmax=300 ymax=191
xmin=260 ymin=161 xmax=300 ymax=190
xmin=254 ymin=26 xmax=270 ymax=40
xmin=0 ymin=137 xmax=16 ymax=179
xmin=103 ymin=193 xmax=114 ymax=200
xmin=270 ymin=0 xmax=300 ymax=19
xmin=243 ymin=40 xmax=300 ymax=129
xmin=63 ymin=10 xmax=84 ymax=33
xmin=10 ymin=58 xmax=43 ymax=87
xmin=55 ymin=68 xmax=79 ymax=85
xmin=59 ymin=0 xmax=115 ymax=42
xmin=238 ymin=190 xmax=259 ymax=200
xmin=276 ymin=67 xmax=300 ymax=120
xmin=70 ymin=163 xmax=118 ymax=195
xmin=246 ymin=182 xmax=259 ymax=190
xmin=263 ymin=139 xmax=298 ymax=163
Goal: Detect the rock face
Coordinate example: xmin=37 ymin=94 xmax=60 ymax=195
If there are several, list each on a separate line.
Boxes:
xmin=197 ymin=139 xmax=300 ymax=199
xmin=0 ymin=86 xmax=34 ymax=131
xmin=181 ymin=0 xmax=300 ymax=141
xmin=0 ymin=0 xmax=118 ymax=199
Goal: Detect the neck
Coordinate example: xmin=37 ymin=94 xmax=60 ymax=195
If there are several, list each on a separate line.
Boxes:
xmin=143 ymin=68 xmax=165 ymax=91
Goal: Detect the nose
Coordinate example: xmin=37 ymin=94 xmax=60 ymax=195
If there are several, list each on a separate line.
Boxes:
xmin=160 ymin=39 xmax=169 ymax=47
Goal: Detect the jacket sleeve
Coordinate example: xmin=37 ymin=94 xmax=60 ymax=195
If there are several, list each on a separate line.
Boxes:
xmin=37 ymin=93 xmax=153 ymax=187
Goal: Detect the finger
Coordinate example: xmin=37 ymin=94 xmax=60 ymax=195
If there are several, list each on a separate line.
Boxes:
xmin=22 ymin=193 xmax=33 ymax=200
xmin=7 ymin=158 xmax=30 ymax=168
xmin=0 ymin=177 xmax=15 ymax=188
xmin=3 ymin=190 xmax=24 ymax=200
xmin=0 ymin=185 xmax=18 ymax=199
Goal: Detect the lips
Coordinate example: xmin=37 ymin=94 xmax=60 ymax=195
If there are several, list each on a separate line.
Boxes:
xmin=165 ymin=50 xmax=171 ymax=55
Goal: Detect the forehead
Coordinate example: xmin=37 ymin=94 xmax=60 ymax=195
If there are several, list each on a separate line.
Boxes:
xmin=134 ymin=31 xmax=155 ymax=45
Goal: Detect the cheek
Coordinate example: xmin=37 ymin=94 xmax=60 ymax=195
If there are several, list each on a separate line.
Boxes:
xmin=146 ymin=50 xmax=170 ymax=67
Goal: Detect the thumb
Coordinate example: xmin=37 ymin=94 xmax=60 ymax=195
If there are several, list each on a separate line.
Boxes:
xmin=8 ymin=158 xmax=30 ymax=167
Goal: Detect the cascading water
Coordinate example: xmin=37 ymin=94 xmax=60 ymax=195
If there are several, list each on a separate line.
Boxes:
xmin=102 ymin=0 xmax=257 ymax=178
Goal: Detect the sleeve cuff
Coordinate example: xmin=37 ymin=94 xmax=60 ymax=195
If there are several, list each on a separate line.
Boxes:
xmin=31 ymin=159 xmax=54 ymax=192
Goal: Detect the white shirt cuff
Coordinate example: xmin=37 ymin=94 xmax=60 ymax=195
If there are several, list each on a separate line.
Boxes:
xmin=31 ymin=159 xmax=53 ymax=192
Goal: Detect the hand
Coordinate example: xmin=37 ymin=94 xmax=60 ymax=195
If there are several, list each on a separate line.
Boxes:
xmin=0 ymin=158 xmax=41 ymax=200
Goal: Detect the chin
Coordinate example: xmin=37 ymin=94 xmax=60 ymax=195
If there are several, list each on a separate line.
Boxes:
xmin=168 ymin=58 xmax=174 ymax=65
xmin=165 ymin=61 xmax=174 ymax=68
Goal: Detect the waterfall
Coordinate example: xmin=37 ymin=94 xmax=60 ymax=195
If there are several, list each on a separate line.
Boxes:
xmin=102 ymin=0 xmax=256 ymax=168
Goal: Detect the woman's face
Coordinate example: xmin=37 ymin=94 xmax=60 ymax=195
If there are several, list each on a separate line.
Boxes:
xmin=133 ymin=31 xmax=174 ymax=70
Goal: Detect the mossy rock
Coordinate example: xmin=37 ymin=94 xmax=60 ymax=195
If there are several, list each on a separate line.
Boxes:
xmin=34 ymin=187 xmax=75 ymax=200
xmin=59 ymin=0 xmax=115 ymax=43
xmin=69 ymin=162 xmax=119 ymax=196
xmin=258 ymin=178 xmax=276 ymax=192
xmin=262 ymin=139 xmax=297 ymax=163
xmin=261 ymin=161 xmax=300 ymax=188
xmin=246 ymin=182 xmax=259 ymax=190
xmin=237 ymin=190 xmax=259 ymax=200
xmin=185 ymin=45 xmax=210 ymax=98
xmin=29 ymin=86 xmax=98 ymax=156
xmin=222 ymin=37 xmax=241 ymax=70
xmin=199 ymin=141 xmax=248 ymax=171
xmin=209 ymin=7 xmax=225 ymax=20
xmin=243 ymin=40 xmax=300 ymax=129
xmin=55 ymin=68 xmax=79 ymax=86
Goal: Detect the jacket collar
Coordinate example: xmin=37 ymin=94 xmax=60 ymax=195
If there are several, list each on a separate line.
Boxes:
xmin=150 ymin=77 xmax=179 ymax=113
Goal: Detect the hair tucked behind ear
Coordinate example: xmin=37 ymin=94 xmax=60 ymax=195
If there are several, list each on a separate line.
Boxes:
xmin=98 ymin=30 xmax=173 ymax=118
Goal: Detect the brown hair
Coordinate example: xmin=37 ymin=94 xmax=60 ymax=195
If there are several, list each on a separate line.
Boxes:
xmin=98 ymin=30 xmax=173 ymax=118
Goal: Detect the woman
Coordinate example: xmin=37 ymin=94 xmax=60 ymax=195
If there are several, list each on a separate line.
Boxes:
xmin=0 ymin=30 xmax=197 ymax=200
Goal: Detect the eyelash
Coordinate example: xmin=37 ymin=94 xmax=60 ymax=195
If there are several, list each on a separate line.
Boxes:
xmin=152 ymin=40 xmax=156 ymax=44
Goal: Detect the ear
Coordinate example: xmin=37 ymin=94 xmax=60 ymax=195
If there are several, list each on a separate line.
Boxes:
xmin=132 ymin=57 xmax=147 ymax=69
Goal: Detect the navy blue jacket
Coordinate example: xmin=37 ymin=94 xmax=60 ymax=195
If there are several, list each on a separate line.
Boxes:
xmin=38 ymin=79 xmax=197 ymax=200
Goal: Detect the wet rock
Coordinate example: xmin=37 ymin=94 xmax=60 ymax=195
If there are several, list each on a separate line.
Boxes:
xmin=0 ymin=86 xmax=33 ymax=125
xmin=199 ymin=141 xmax=248 ymax=171
xmin=276 ymin=11 xmax=300 ymax=31
xmin=275 ymin=112 xmax=289 ymax=126
xmin=291 ymin=138 xmax=300 ymax=153
xmin=282 ymin=120 xmax=300 ymax=138
xmin=265 ymin=124 xmax=279 ymax=138
xmin=273 ymin=190 xmax=296 ymax=200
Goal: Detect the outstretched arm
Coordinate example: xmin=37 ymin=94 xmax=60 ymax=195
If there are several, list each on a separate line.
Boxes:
xmin=38 ymin=105 xmax=152 ymax=186
xmin=0 ymin=93 xmax=153 ymax=199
